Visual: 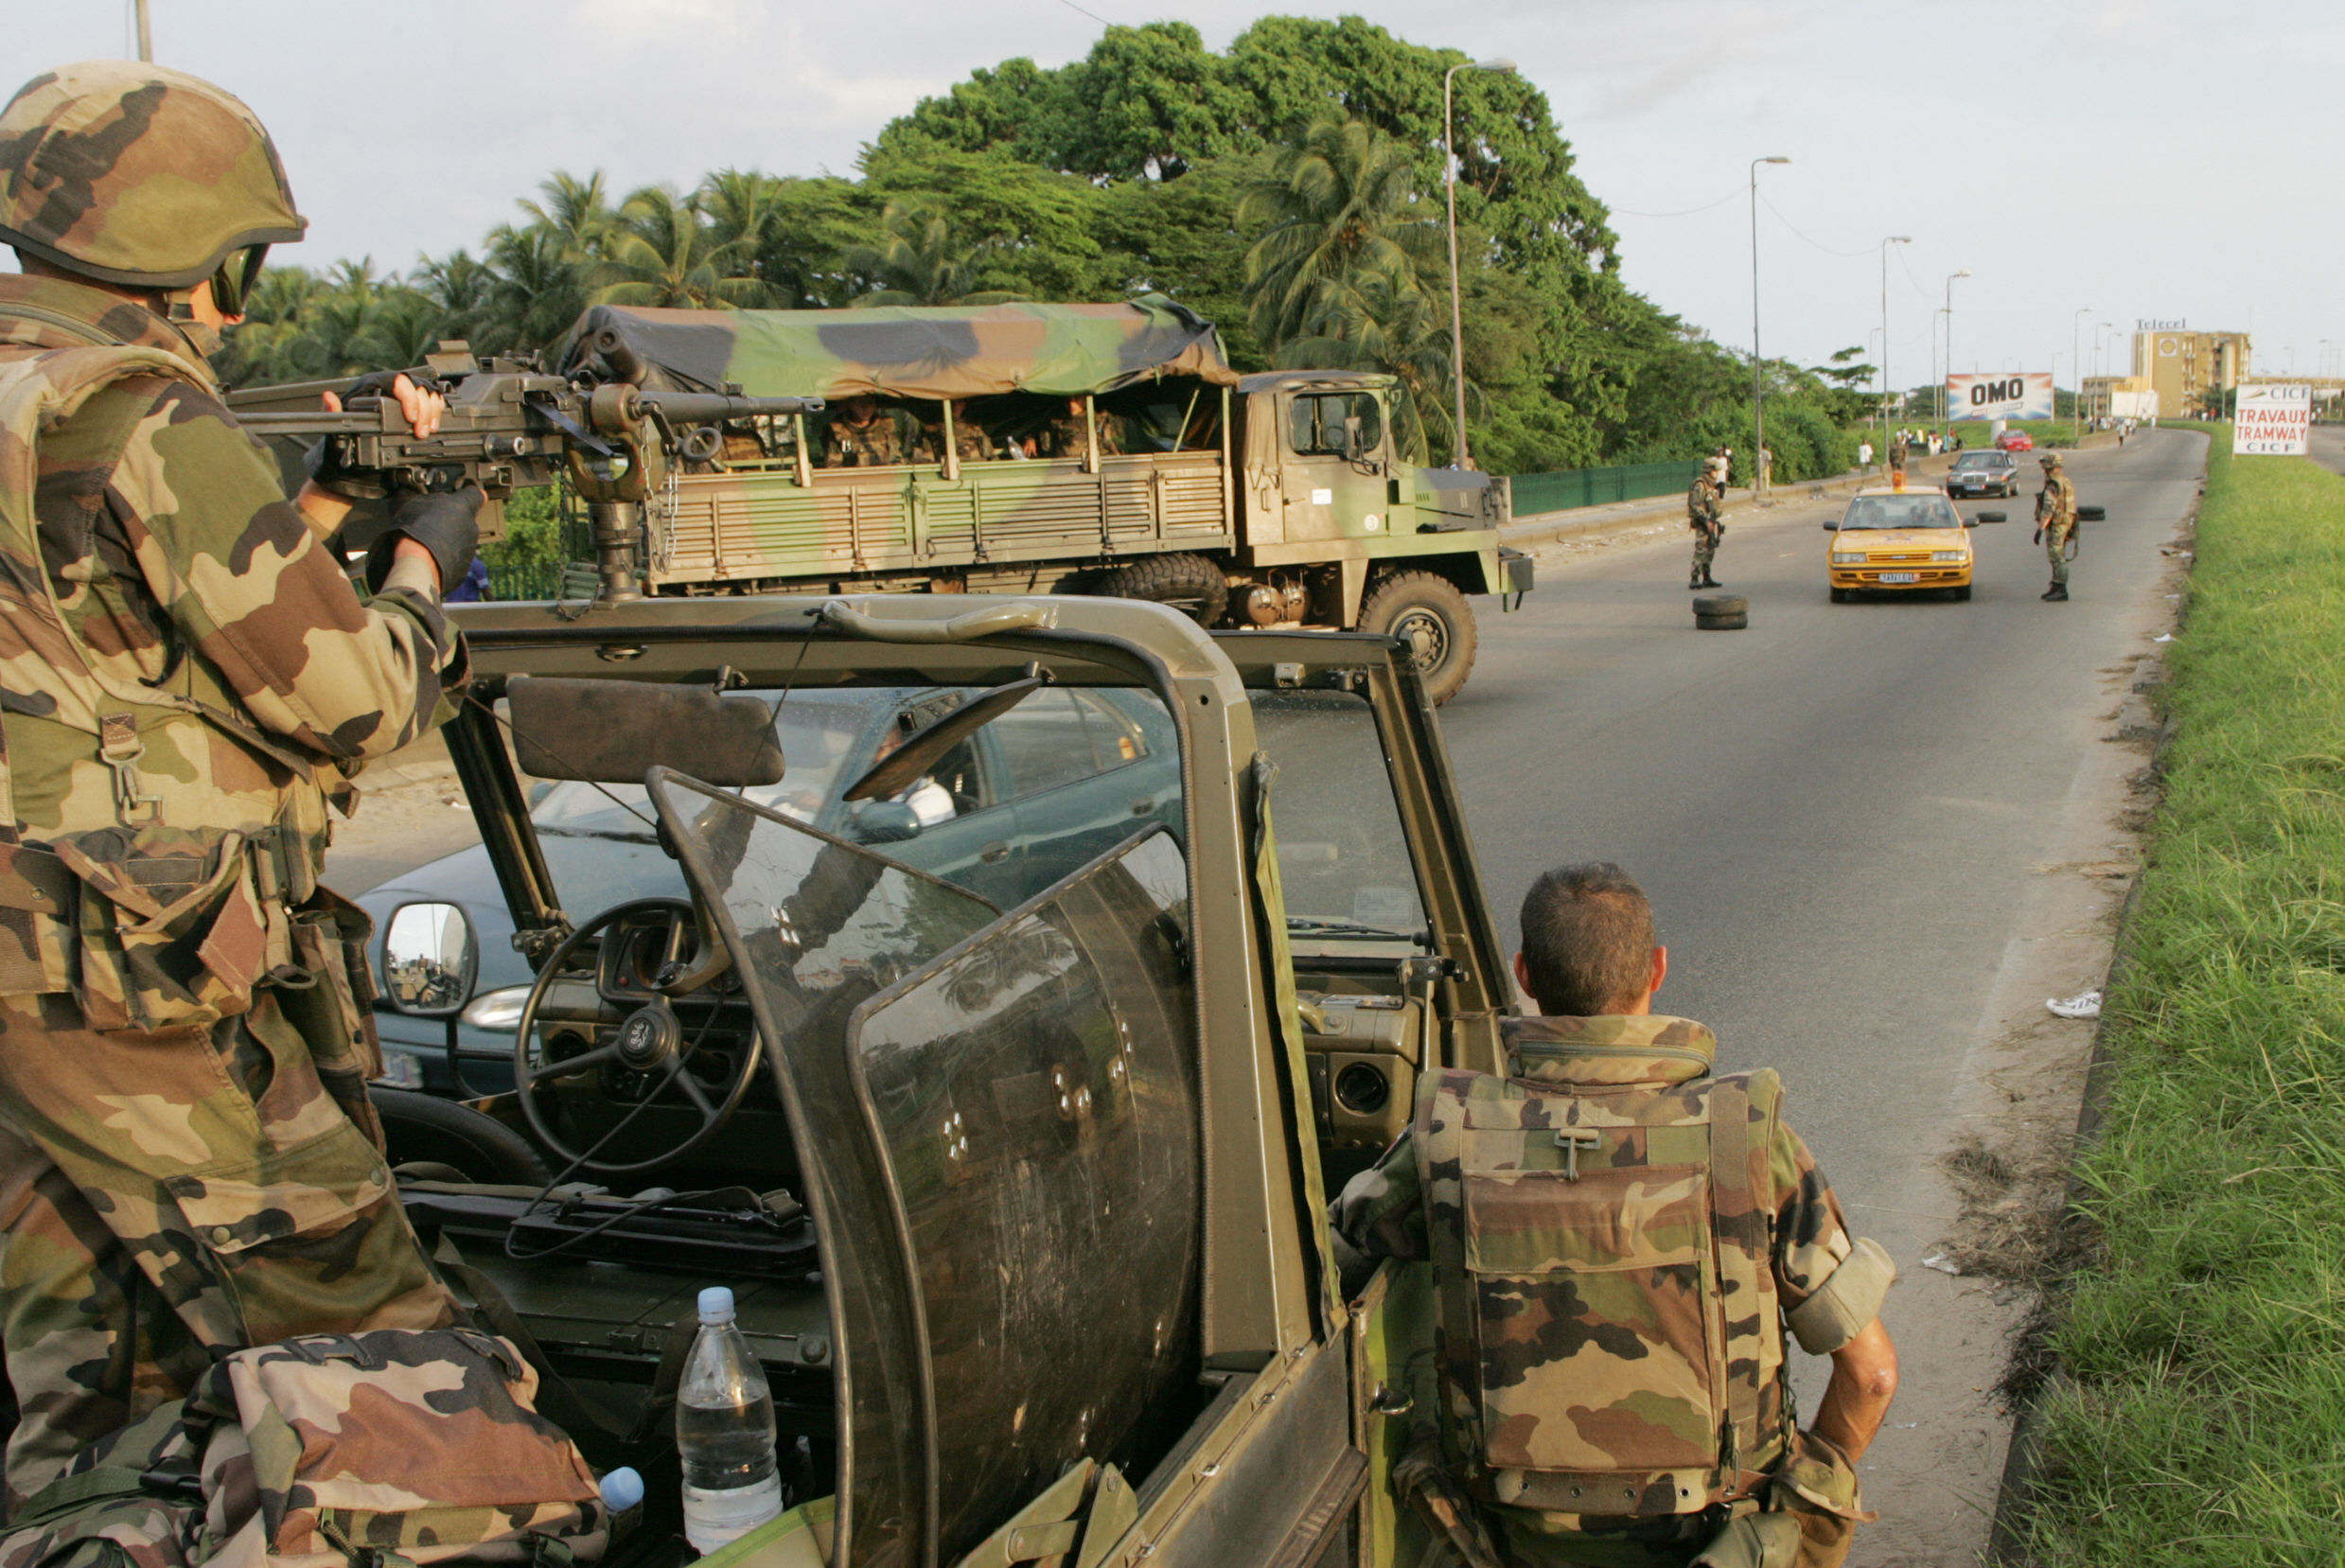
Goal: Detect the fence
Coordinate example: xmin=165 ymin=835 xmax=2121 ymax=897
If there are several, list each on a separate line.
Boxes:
xmin=485 ymin=561 xmax=593 ymax=602
xmin=1508 ymin=459 xmax=1702 ymax=517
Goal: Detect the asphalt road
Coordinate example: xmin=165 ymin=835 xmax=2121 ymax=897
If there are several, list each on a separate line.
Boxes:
xmin=1437 ymin=429 xmax=2204 ymax=1562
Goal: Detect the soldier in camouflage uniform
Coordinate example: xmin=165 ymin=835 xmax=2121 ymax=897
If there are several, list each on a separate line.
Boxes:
xmin=0 ymin=62 xmax=474 ymax=1506
xmin=926 ymin=398 xmax=994 ymax=467
xmin=1686 ymin=458 xmax=1725 ymax=590
xmin=2033 ymin=451 xmax=2077 ymax=602
xmin=821 ymin=395 xmax=909 ymax=467
xmin=1027 ymin=397 xmax=1123 ymax=461
xmin=1335 ymin=864 xmax=1899 ymax=1568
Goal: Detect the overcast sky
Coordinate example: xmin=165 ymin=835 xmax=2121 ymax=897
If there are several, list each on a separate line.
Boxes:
xmin=15 ymin=0 xmax=2340 ymax=388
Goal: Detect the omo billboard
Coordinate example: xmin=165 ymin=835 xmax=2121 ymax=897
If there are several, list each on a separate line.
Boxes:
xmin=2235 ymin=384 xmax=2310 ymax=456
xmin=1947 ymin=372 xmax=2055 ymax=422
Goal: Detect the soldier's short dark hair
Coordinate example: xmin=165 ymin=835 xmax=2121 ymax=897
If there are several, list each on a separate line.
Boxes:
xmin=1518 ymin=863 xmax=1657 ymax=1015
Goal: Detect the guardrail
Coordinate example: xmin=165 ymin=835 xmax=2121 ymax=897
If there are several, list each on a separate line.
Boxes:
xmin=1508 ymin=459 xmax=1703 ymax=516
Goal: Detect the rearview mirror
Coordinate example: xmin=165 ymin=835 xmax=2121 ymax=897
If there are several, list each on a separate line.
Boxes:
xmin=843 ymin=676 xmax=1047 ymax=803
xmin=1977 ymin=511 xmax=2008 ymax=523
xmin=507 ymin=678 xmax=785 ymax=786
xmin=382 ymin=902 xmax=476 ymax=1017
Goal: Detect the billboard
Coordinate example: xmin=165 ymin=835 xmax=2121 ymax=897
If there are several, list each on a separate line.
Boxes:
xmin=2235 ymin=384 xmax=2310 ymax=456
xmin=1947 ymin=372 xmax=2055 ymax=422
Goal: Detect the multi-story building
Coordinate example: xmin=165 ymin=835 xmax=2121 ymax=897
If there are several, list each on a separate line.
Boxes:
xmin=2128 ymin=328 xmax=2251 ymax=417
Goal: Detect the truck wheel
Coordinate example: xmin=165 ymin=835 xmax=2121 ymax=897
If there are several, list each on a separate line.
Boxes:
xmin=1096 ymin=554 xmax=1229 ymax=627
xmin=1358 ymin=572 xmax=1476 ymax=704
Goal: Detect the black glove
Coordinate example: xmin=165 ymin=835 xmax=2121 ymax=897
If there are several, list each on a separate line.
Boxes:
xmin=2033 ymin=529 xmax=2043 ymax=545
xmin=365 ymin=486 xmax=482 ymax=596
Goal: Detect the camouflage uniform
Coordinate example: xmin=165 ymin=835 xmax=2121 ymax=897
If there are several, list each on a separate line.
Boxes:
xmin=1888 ymin=434 xmax=1908 ymax=479
xmin=1039 ymin=410 xmax=1122 ymax=460
xmin=1685 ymin=468 xmax=1723 ymax=590
xmin=1335 ymin=1015 xmax=1894 ymax=1568
xmin=0 ymin=266 xmax=461 ymax=1503
xmin=821 ymin=408 xmax=909 ymax=467
xmin=2036 ymin=457 xmax=2077 ymax=595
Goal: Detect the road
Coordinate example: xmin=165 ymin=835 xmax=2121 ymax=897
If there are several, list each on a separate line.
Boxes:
xmin=1437 ymin=430 xmax=2202 ymax=1563
xmin=2309 ymin=420 xmax=2345 ymax=478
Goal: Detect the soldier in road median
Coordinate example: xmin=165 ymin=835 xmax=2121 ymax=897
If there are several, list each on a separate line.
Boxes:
xmin=1686 ymin=456 xmax=1726 ymax=590
xmin=0 ymin=61 xmax=474 ymax=1506
xmin=2034 ymin=450 xmax=2078 ymax=602
xmin=1335 ymin=863 xmax=1900 ymax=1568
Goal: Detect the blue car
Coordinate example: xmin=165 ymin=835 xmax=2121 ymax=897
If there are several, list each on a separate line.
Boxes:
xmin=361 ymin=682 xmax=1180 ymax=1094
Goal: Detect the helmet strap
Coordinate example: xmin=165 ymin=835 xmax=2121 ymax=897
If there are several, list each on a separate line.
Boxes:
xmin=163 ymin=293 xmax=222 ymax=361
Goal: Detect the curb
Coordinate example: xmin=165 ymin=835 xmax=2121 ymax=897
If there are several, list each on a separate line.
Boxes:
xmin=1984 ymin=474 xmax=2202 ymax=1565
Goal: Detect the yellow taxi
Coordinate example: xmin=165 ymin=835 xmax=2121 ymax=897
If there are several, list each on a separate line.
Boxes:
xmin=1824 ymin=482 xmax=1994 ymax=602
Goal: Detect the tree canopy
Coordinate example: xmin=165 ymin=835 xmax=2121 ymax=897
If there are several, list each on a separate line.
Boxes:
xmin=217 ymin=14 xmax=1859 ymax=481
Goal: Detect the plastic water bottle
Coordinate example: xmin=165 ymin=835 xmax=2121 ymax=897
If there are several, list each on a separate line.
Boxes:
xmin=677 ymin=1287 xmax=783 ymax=1554
xmin=598 ymin=1467 xmax=644 ymax=1549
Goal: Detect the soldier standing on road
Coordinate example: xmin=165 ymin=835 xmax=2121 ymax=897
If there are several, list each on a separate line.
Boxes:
xmin=0 ymin=62 xmax=474 ymax=1505
xmin=1889 ymin=430 xmax=1909 ymax=481
xmin=2034 ymin=451 xmax=2079 ymax=602
xmin=1335 ymin=864 xmax=1899 ymax=1568
xmin=1686 ymin=456 xmax=1726 ymax=590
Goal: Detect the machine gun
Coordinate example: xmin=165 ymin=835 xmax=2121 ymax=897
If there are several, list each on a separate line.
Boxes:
xmin=225 ymin=334 xmax=822 ymax=602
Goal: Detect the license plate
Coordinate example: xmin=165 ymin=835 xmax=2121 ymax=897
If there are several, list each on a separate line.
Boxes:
xmin=1878 ymin=573 xmax=1918 ymax=584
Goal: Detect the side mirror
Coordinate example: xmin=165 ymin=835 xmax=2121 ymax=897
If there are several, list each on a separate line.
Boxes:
xmin=1977 ymin=511 xmax=2007 ymax=523
xmin=851 ymin=800 xmax=925 ymax=845
xmin=381 ymin=902 xmax=477 ymax=1017
xmin=1822 ymin=520 xmax=1839 ymax=531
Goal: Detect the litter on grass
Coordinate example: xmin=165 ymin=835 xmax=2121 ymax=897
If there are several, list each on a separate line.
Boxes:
xmin=2047 ymin=990 xmax=2102 ymax=1020
xmin=1920 ymin=1255 xmax=1963 ymax=1277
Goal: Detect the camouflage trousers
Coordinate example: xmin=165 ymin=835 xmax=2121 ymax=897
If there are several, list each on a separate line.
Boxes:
xmin=2044 ymin=520 xmax=2073 ymax=586
xmin=1690 ymin=526 xmax=1721 ymax=579
xmin=0 ymin=987 xmax=451 ymax=1510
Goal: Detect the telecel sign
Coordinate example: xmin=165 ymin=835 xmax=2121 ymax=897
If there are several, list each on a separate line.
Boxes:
xmin=1946 ymin=372 xmax=2054 ymax=422
xmin=2234 ymin=384 xmax=2311 ymax=456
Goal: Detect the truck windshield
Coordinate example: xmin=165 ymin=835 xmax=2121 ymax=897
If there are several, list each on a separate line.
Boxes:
xmin=1251 ymin=689 xmax=1429 ymax=945
xmin=1289 ymin=393 xmax=1383 ymax=457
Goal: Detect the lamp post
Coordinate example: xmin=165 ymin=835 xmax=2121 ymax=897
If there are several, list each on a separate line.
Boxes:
xmin=1879 ymin=236 xmax=1910 ymax=443
xmin=1443 ymin=56 xmax=1516 ymax=471
xmin=1941 ymin=270 xmax=1970 ymax=437
xmin=1747 ymin=156 xmax=1791 ymax=492
xmin=2072 ymin=307 xmax=2092 ymax=439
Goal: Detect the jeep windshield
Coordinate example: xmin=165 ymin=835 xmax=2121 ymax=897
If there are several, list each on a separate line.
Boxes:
xmin=1252 ymin=688 xmax=1431 ymax=947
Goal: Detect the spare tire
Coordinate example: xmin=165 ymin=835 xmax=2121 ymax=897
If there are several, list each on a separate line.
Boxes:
xmin=1694 ymin=612 xmax=1749 ymax=631
xmin=1095 ymin=553 xmax=1229 ymax=627
xmin=1691 ymin=594 xmax=1748 ymax=616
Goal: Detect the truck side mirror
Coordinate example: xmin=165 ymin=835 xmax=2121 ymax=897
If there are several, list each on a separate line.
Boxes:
xmin=1343 ymin=414 xmax=1365 ymax=462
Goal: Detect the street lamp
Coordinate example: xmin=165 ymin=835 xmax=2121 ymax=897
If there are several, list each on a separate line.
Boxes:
xmin=1879 ymin=236 xmax=1911 ymax=442
xmin=1941 ymin=270 xmax=1970 ymax=435
xmin=1443 ymin=56 xmax=1516 ymax=471
xmin=2072 ymin=307 xmax=2092 ymax=439
xmin=1748 ymin=155 xmax=1790 ymax=492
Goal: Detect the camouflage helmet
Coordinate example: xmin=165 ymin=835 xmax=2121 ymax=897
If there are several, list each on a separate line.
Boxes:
xmin=0 ymin=61 xmax=305 ymax=291
xmin=2040 ymin=451 xmax=2063 ymax=468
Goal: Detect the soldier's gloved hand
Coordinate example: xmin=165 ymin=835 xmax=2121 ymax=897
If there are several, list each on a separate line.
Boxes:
xmin=365 ymin=486 xmax=483 ymax=597
xmin=2033 ymin=529 xmax=2043 ymax=545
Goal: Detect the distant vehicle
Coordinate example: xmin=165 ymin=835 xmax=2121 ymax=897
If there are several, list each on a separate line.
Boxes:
xmin=1947 ymin=449 xmax=2021 ymax=498
xmin=1824 ymin=484 xmax=1992 ymax=602
xmin=1995 ymin=430 xmax=2036 ymax=451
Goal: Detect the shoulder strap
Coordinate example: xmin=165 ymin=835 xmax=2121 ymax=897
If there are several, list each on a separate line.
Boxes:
xmin=8 ymin=1463 xmax=163 ymax=1529
xmin=1707 ymin=1069 xmax=1784 ymax=1473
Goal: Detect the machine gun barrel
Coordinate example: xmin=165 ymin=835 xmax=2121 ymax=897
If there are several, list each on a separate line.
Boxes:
xmin=637 ymin=391 xmax=824 ymax=423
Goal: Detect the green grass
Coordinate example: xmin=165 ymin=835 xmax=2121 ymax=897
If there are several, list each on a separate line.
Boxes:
xmin=2014 ymin=427 xmax=2345 ymax=1562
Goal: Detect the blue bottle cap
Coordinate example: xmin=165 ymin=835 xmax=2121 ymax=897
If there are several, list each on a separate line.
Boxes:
xmin=599 ymin=1467 xmax=645 ymax=1513
xmin=697 ymin=1285 xmax=736 ymax=1323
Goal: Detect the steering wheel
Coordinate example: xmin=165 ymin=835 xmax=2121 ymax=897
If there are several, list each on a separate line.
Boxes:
xmin=511 ymin=897 xmax=761 ymax=1177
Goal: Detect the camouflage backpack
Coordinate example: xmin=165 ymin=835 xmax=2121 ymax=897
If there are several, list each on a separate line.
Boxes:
xmin=0 ymin=1328 xmax=606 ymax=1568
xmin=1414 ymin=1064 xmax=1790 ymax=1518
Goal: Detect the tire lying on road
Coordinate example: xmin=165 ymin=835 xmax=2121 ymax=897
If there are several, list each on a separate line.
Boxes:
xmin=2077 ymin=504 xmax=2107 ymax=521
xmin=1358 ymin=571 xmax=1477 ymax=705
xmin=1695 ymin=612 xmax=1749 ymax=630
xmin=1691 ymin=594 xmax=1748 ymax=617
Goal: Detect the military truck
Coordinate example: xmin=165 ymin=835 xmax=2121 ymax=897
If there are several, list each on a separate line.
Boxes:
xmin=558 ymin=298 xmax=1525 ymax=704
xmin=350 ymin=590 xmax=1521 ymax=1568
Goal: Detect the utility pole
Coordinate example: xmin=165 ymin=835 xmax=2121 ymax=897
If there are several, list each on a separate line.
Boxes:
xmin=1941 ymin=270 xmax=1970 ymax=438
xmin=1880 ymin=236 xmax=1911 ymax=443
xmin=134 ymin=0 xmax=152 ymax=61
xmin=2072 ymin=307 xmax=2092 ymax=440
xmin=1748 ymin=155 xmax=1790 ymax=493
xmin=1442 ymin=57 xmax=1515 ymax=471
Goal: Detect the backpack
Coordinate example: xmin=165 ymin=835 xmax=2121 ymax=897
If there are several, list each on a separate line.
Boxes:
xmin=1413 ymin=1065 xmax=1790 ymax=1517
xmin=0 ymin=1329 xmax=607 ymax=1568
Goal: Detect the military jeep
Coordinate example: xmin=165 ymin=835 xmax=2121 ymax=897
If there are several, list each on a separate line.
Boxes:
xmin=368 ymin=590 xmax=1519 ymax=1568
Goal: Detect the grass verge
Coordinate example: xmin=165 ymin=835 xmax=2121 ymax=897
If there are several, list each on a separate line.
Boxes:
xmin=2012 ymin=426 xmax=2345 ymax=1561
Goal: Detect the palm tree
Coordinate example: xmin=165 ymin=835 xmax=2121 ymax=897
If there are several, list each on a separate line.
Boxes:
xmin=517 ymin=170 xmax=619 ymax=264
xmin=697 ymin=167 xmax=785 ymax=254
xmin=840 ymin=203 xmax=1023 ymax=308
xmin=410 ymin=249 xmax=500 ymax=351
xmin=1237 ymin=116 xmax=1442 ymax=352
xmin=589 ymin=185 xmax=766 ymax=309
xmin=484 ymin=220 xmax=587 ymax=352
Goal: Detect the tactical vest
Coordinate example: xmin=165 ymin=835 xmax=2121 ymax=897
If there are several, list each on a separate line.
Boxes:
xmin=1415 ymin=1063 xmax=1790 ymax=1517
xmin=0 ymin=338 xmax=327 ymax=1028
